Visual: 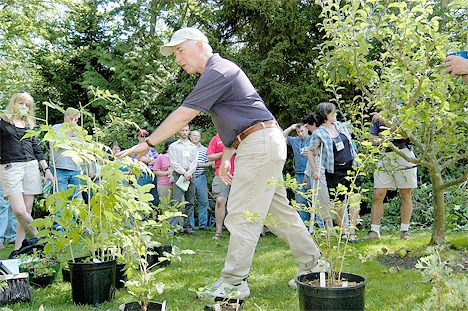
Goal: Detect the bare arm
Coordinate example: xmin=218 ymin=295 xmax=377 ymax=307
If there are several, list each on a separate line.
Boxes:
xmin=306 ymin=146 xmax=320 ymax=180
xmin=370 ymin=112 xmax=392 ymax=128
xmin=207 ymin=152 xmax=222 ymax=162
xmin=282 ymin=124 xmax=296 ymax=137
xmin=153 ymin=169 xmax=171 ymax=177
xmin=116 ymin=106 xmax=200 ymax=158
xmin=369 ymin=135 xmax=380 ymax=144
xmin=370 ymin=111 xmax=408 ymax=140
xmin=39 ymin=159 xmax=54 ymax=182
xmin=198 ymin=161 xmax=213 ymax=168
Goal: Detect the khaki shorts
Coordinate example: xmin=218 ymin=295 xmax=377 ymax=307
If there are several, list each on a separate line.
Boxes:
xmin=212 ymin=175 xmax=231 ymax=198
xmin=0 ymin=160 xmax=43 ymax=197
xmin=374 ymin=148 xmax=417 ymax=189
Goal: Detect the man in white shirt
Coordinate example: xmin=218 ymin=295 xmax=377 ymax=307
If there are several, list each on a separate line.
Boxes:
xmin=169 ymin=124 xmax=198 ymax=234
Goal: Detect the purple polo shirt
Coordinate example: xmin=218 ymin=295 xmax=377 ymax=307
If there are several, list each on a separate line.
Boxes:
xmin=181 ymin=53 xmax=274 ymax=147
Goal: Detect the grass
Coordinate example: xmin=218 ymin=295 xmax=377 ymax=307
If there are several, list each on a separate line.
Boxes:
xmin=0 ymin=228 xmax=466 ymax=310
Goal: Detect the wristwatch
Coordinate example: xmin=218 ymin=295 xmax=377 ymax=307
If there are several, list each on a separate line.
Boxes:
xmin=145 ymin=137 xmax=155 ymax=147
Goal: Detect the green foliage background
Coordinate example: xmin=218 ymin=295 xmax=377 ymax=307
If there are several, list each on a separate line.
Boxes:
xmin=0 ymin=0 xmax=466 ymax=219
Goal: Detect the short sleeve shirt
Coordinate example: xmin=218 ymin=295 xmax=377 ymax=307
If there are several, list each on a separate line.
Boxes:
xmin=50 ymin=123 xmax=81 ymax=170
xmin=369 ymin=121 xmax=410 ymax=151
xmin=194 ymin=145 xmax=208 ymax=177
xmin=207 ymin=134 xmax=235 ymax=176
xmin=153 ymin=154 xmax=171 ymax=185
xmin=286 ymin=135 xmax=311 ymax=174
xmin=181 ymin=54 xmax=275 ymax=147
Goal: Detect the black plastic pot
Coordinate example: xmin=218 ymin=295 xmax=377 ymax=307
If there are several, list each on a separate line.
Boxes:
xmin=119 ymin=301 xmax=166 ymax=311
xmin=147 ymin=246 xmax=172 ymax=268
xmin=31 ymin=274 xmax=55 ymax=288
xmin=116 ymin=262 xmax=127 ymax=289
xmin=62 ymin=267 xmax=71 ymax=282
xmin=89 ymin=249 xmax=126 ymax=289
xmin=19 ymin=261 xmax=60 ymax=287
xmin=297 ymin=272 xmax=367 ymax=311
xmin=68 ymin=257 xmax=116 ymax=305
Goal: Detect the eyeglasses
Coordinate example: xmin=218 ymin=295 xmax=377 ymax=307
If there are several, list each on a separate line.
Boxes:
xmin=139 ymin=135 xmax=148 ymax=138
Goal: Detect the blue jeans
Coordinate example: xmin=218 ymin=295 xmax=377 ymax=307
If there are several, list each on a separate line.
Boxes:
xmin=194 ymin=173 xmax=209 ymax=228
xmin=54 ymin=168 xmax=81 ymax=199
xmin=295 ymin=173 xmax=310 ymax=222
xmin=137 ymin=173 xmax=159 ymax=207
xmin=52 ymin=168 xmax=81 ymax=231
xmin=0 ymin=186 xmax=16 ymax=243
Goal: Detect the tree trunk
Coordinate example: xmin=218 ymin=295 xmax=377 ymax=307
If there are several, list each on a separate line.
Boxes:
xmin=149 ymin=0 xmax=159 ymax=35
xmin=430 ymin=172 xmax=446 ymax=245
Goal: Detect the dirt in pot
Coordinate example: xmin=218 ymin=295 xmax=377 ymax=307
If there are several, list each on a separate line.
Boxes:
xmin=301 ymin=272 xmax=364 ymax=288
xmin=304 ymin=278 xmax=360 ymax=287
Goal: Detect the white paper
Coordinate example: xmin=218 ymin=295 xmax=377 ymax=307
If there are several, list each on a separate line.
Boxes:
xmin=176 ymin=175 xmax=190 ymax=191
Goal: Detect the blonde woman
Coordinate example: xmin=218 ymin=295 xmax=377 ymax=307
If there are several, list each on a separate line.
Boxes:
xmin=0 ymin=92 xmax=54 ymax=252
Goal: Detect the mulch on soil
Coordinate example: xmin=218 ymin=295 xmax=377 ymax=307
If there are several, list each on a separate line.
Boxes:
xmin=376 ymin=249 xmax=468 ymax=273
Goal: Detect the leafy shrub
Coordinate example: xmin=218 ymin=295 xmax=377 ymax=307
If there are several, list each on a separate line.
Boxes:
xmin=363 ymin=183 xmax=468 ymax=232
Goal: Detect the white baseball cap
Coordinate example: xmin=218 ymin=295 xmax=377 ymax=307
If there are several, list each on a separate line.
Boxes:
xmin=160 ymin=27 xmax=209 ymax=56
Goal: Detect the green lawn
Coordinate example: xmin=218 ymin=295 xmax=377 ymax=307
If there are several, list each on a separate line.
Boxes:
xmin=0 ymin=229 xmax=466 ymax=310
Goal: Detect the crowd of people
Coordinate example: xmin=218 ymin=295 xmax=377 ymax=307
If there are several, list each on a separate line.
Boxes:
xmin=0 ymin=26 xmax=465 ymax=302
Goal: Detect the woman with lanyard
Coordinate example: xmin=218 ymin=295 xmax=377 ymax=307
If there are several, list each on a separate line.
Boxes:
xmin=308 ymin=102 xmax=361 ymax=243
xmin=0 ymin=92 xmax=54 ymax=252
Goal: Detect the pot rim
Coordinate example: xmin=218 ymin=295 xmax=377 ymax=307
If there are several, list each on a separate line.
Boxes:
xmin=296 ymin=271 xmax=367 ymax=290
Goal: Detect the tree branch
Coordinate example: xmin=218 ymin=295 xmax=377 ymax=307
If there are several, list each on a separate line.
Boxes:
xmin=442 ymin=151 xmax=468 ymax=170
xmin=441 ymin=171 xmax=468 ymax=190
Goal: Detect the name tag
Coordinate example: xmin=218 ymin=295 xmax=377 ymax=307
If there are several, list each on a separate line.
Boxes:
xmin=335 ymin=141 xmax=344 ymax=151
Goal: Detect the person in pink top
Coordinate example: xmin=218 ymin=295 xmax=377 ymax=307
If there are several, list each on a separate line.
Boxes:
xmin=207 ymin=134 xmax=235 ymax=240
xmin=153 ymin=138 xmax=176 ymax=209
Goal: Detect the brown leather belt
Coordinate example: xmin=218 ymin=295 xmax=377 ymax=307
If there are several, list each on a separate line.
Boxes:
xmin=231 ymin=120 xmax=279 ymax=149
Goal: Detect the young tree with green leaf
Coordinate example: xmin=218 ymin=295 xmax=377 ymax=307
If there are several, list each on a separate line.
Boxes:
xmin=316 ymin=0 xmax=468 ymax=245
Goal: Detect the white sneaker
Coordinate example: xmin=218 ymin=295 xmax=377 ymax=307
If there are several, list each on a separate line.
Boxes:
xmin=288 ymin=259 xmax=329 ymax=288
xmin=197 ymin=278 xmax=250 ymax=302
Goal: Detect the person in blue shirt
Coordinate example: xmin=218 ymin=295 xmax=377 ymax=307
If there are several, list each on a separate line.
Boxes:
xmin=0 ymin=184 xmax=17 ymax=249
xmin=282 ymin=123 xmax=314 ymax=223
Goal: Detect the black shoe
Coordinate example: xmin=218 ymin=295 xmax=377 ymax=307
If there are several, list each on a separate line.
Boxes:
xmin=22 ymin=237 xmax=40 ymax=247
xmin=184 ymin=228 xmax=196 ymax=235
xmin=8 ymin=249 xmax=20 ymax=259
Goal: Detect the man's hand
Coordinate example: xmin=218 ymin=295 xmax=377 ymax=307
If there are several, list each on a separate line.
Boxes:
xmin=45 ymin=170 xmax=54 ymax=182
xmin=445 ymin=55 xmax=468 ymax=78
xmin=219 ymin=159 xmax=233 ymax=185
xmin=218 ymin=147 xmax=236 ymax=185
xmin=183 ymin=171 xmax=192 ymax=181
xmin=302 ymin=176 xmax=309 ymax=189
xmin=370 ymin=112 xmax=382 ymax=123
xmin=115 ymin=142 xmax=150 ymax=159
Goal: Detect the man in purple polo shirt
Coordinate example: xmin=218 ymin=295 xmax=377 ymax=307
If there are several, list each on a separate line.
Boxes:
xmin=116 ymin=27 xmax=325 ymax=301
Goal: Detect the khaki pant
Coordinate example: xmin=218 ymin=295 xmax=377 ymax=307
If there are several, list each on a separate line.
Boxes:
xmin=221 ymin=127 xmax=321 ymax=284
